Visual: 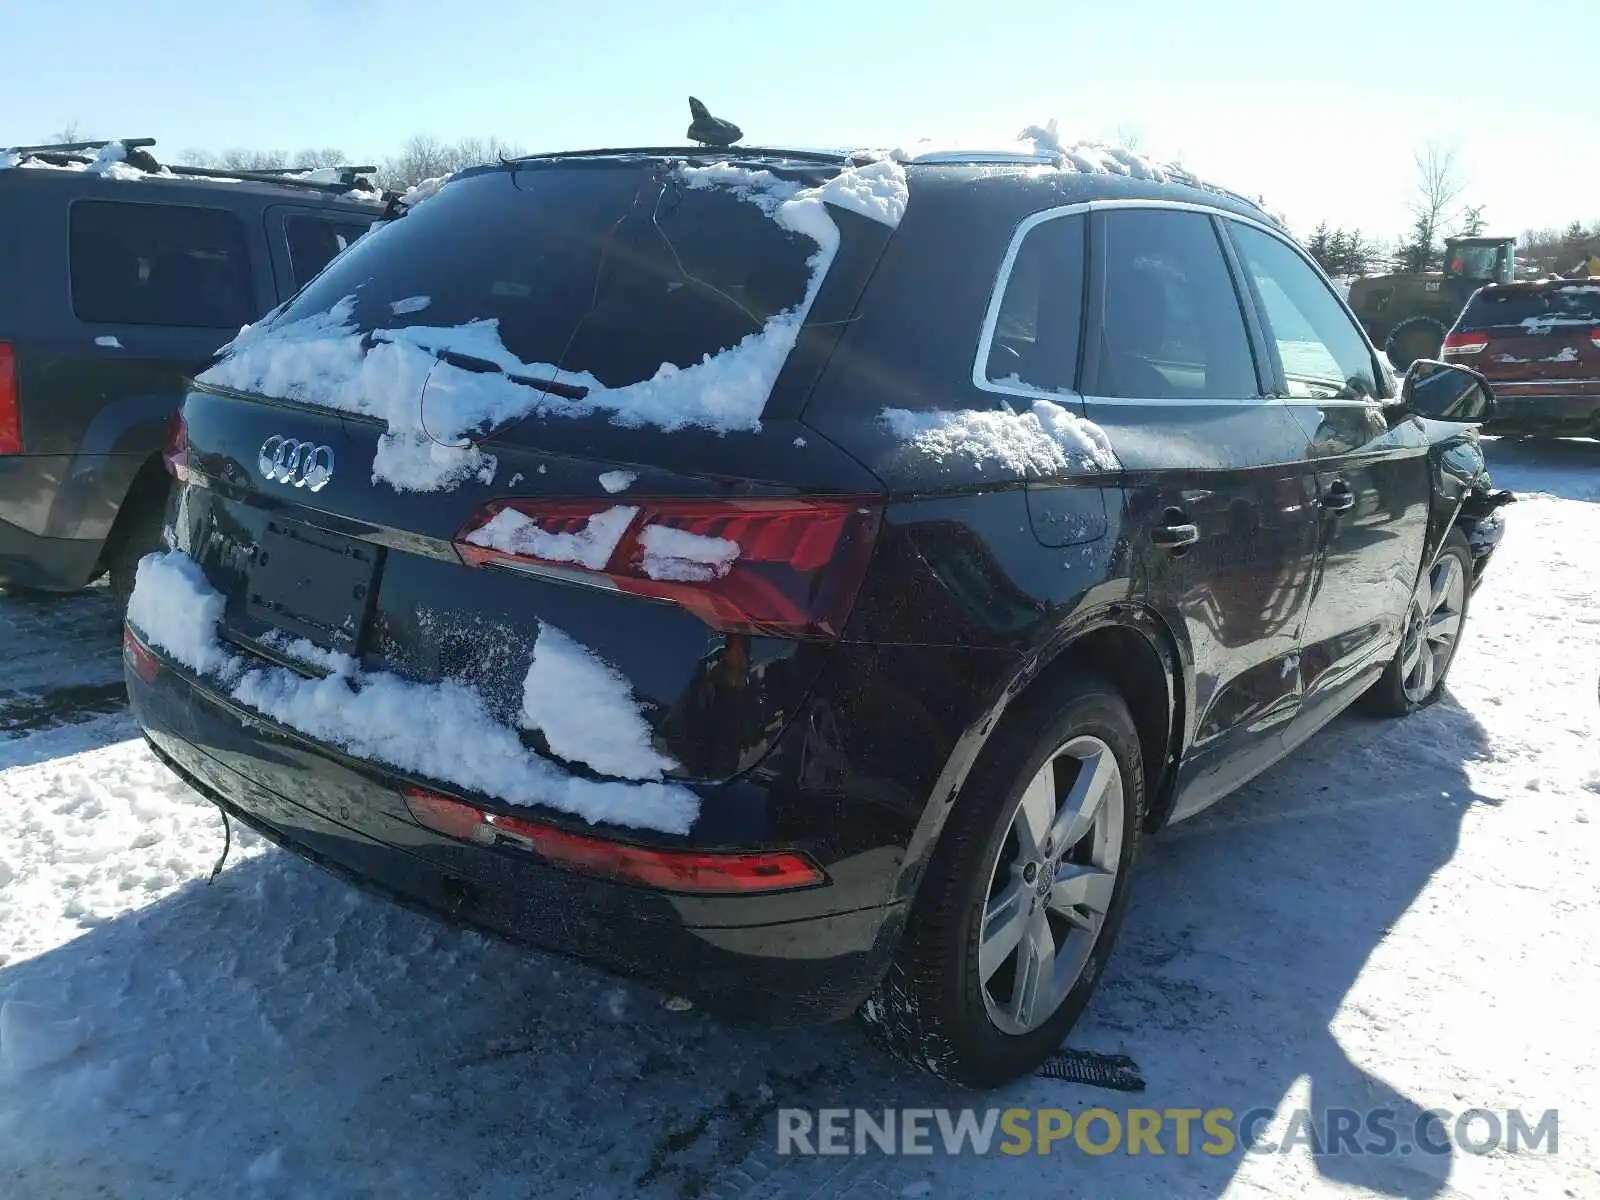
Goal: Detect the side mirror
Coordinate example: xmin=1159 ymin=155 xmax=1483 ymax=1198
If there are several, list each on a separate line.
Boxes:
xmin=1401 ymin=359 xmax=1497 ymax=423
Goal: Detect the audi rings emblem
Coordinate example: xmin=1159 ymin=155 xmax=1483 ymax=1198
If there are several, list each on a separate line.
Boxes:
xmin=259 ymin=435 xmax=335 ymax=492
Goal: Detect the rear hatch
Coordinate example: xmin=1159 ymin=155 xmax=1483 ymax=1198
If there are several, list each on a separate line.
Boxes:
xmin=164 ymin=155 xmax=899 ymax=796
xmin=1445 ymin=283 xmax=1600 ymax=391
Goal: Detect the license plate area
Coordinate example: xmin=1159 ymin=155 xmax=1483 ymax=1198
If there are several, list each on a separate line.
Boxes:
xmin=242 ymin=520 xmax=381 ymax=654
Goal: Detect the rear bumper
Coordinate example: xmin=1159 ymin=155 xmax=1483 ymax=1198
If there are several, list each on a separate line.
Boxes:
xmin=125 ymin=639 xmax=914 ymax=1026
xmin=0 ymin=514 xmax=103 ymax=591
xmin=1481 ymin=387 xmax=1600 ymax=435
xmin=0 ymin=451 xmax=154 ymax=590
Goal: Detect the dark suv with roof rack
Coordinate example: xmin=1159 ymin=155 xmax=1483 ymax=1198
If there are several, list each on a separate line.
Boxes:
xmin=125 ymin=140 xmax=1510 ymax=1086
xmin=0 ymin=138 xmax=384 ymax=610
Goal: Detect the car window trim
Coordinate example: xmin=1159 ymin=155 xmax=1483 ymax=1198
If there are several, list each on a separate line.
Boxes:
xmin=1209 ymin=212 xmax=1277 ymax=399
xmin=1217 ymin=214 xmax=1395 ymax=405
xmin=1081 ymin=202 xmax=1266 ymax=406
xmin=66 ymin=195 xmax=257 ymax=330
xmin=969 ymin=201 xmax=1094 ymax=405
xmin=973 ymin=197 xmax=1362 ymax=408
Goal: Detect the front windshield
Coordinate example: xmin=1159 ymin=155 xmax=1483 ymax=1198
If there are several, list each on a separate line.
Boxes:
xmin=1448 ymin=244 xmax=1500 ymax=279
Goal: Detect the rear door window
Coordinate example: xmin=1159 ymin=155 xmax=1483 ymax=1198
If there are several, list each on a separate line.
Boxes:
xmin=982 ymin=213 xmax=1087 ymax=394
xmin=1229 ymin=222 xmax=1379 ymax=400
xmin=70 ymin=200 xmax=255 ymax=328
xmin=285 ymin=215 xmax=374 ymax=290
xmin=1092 ymin=209 xmax=1258 ymax=400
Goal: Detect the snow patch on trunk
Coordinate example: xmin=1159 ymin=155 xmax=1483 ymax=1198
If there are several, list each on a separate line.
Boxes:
xmin=521 ymin=624 xmax=676 ymax=780
xmin=125 ymin=553 xmax=235 ymax=680
xmin=882 ymin=399 xmax=1118 ymax=474
xmin=638 ymin=526 xmax=739 ymax=582
xmin=125 ymin=552 xmax=697 ymax=834
xmin=199 ymin=300 xmax=569 ymax=492
xmin=597 ymin=470 xmax=637 ymax=494
xmin=464 ymin=505 xmax=636 ymax=570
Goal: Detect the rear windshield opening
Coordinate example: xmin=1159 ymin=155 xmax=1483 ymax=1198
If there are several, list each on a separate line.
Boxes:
xmin=277 ymin=163 xmax=825 ymax=389
xmin=1462 ymin=287 xmax=1600 ymax=330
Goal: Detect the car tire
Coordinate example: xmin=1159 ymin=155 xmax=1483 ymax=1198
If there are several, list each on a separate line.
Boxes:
xmin=1384 ymin=315 xmax=1447 ymax=371
xmin=1361 ymin=528 xmax=1473 ymax=717
xmin=107 ymin=495 xmax=168 ymax=618
xmin=858 ymin=675 xmax=1145 ymax=1088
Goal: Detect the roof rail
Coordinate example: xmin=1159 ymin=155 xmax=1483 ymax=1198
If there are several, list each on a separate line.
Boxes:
xmin=165 ymin=163 xmax=382 ymax=194
xmin=4 ymin=137 xmax=156 ymax=155
xmin=3 ymin=137 xmax=385 ymax=198
xmin=507 ymin=145 xmax=853 ymax=166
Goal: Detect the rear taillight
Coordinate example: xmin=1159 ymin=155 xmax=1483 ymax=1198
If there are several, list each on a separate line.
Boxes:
xmin=403 ymin=788 xmax=825 ymax=893
xmin=0 ymin=342 xmax=21 ymax=455
xmin=455 ymin=497 xmax=882 ymax=640
xmin=162 ymin=411 xmax=189 ymax=482
xmin=123 ymin=626 xmax=159 ymax=683
xmin=1442 ymin=332 xmax=1489 ymax=356
xmin=1591 ymin=329 xmax=1600 ymax=350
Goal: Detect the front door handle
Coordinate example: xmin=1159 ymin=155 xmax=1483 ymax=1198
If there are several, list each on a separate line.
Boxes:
xmin=1151 ymin=506 xmax=1200 ymax=550
xmin=1322 ymin=480 xmax=1356 ymax=513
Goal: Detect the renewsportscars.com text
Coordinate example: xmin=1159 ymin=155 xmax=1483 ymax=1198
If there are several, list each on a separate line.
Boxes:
xmin=777 ymin=1106 xmax=1559 ymax=1158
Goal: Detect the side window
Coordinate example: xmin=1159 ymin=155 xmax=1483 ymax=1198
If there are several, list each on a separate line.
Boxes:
xmin=983 ymin=213 xmax=1086 ymax=394
xmin=285 ymin=216 xmax=374 ymax=291
xmin=1230 ymin=222 xmax=1378 ymax=400
xmin=69 ymin=201 xmax=255 ymax=328
xmin=1093 ymin=209 xmax=1258 ymax=400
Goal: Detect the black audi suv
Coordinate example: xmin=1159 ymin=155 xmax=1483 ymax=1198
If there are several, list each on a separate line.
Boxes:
xmin=124 ymin=143 xmax=1509 ymax=1087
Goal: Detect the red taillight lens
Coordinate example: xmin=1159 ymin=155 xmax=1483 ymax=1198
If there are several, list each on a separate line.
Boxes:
xmin=455 ymin=497 xmax=881 ymax=640
xmin=0 ymin=342 xmax=22 ymax=455
xmin=403 ymin=788 xmax=825 ymax=893
xmin=123 ymin=626 xmax=159 ymax=683
xmin=162 ymin=411 xmax=190 ymax=482
xmin=1591 ymin=328 xmax=1600 ymax=350
xmin=1442 ymin=332 xmax=1489 ymax=356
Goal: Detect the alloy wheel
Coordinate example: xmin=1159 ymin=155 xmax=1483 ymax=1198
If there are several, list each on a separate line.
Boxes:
xmin=1400 ymin=552 xmax=1466 ymax=705
xmin=979 ymin=735 xmax=1125 ymax=1035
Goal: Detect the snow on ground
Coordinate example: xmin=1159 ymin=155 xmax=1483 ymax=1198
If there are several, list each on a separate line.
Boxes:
xmin=2 ymin=439 xmax=1599 ymax=1198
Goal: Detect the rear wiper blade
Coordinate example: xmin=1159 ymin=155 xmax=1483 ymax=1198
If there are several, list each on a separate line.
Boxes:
xmin=428 ymin=346 xmax=590 ymax=402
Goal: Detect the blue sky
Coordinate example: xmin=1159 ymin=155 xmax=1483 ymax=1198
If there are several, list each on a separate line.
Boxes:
xmin=7 ymin=0 xmax=1597 ymax=242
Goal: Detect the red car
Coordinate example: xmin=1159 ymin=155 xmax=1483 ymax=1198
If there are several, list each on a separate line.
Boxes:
xmin=1443 ymin=279 xmax=1600 ymax=435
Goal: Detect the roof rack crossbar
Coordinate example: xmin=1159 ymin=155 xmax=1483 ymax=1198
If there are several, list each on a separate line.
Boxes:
xmin=4 ymin=137 xmax=157 ymax=155
xmin=506 ymin=145 xmax=852 ymax=166
xmin=160 ymin=163 xmax=380 ymax=196
xmin=208 ymin=164 xmax=378 ymax=180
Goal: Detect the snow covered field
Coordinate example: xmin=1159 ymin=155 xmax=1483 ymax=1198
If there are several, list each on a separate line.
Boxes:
xmin=0 ymin=437 xmax=1596 ymax=1199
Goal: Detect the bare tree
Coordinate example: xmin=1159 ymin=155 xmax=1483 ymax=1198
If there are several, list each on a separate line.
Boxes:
xmin=1459 ymin=204 xmax=1487 ymax=237
xmin=291 ymin=147 xmax=352 ymax=169
xmin=1398 ymin=142 xmax=1465 ymax=272
xmin=52 ymin=120 xmax=83 ymax=144
xmin=378 ymin=135 xmax=526 ymax=191
xmin=170 ymin=134 xmax=525 ymax=192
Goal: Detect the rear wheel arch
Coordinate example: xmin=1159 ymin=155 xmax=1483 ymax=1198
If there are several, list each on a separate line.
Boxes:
xmin=1021 ymin=613 xmax=1185 ymax=832
xmin=898 ymin=608 xmax=1187 ymax=906
xmin=101 ymin=454 xmax=171 ymax=612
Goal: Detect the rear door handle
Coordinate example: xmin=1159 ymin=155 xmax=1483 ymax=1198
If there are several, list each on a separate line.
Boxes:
xmin=1322 ymin=480 xmax=1356 ymax=513
xmin=1151 ymin=507 xmax=1199 ymax=550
